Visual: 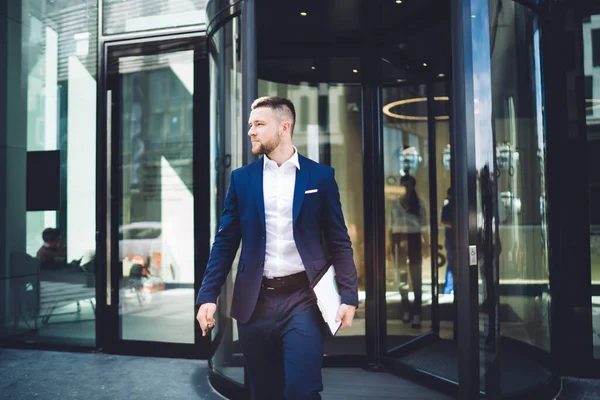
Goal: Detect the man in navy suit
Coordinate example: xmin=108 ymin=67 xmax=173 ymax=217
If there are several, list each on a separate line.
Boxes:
xmin=196 ymin=96 xmax=358 ymax=400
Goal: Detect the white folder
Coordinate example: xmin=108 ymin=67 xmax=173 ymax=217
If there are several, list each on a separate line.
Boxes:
xmin=311 ymin=265 xmax=342 ymax=336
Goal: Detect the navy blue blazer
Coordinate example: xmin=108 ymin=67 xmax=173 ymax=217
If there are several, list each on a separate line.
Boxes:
xmin=196 ymin=154 xmax=359 ymax=324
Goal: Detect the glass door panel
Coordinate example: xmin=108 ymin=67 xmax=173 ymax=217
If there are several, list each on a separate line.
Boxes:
xmin=431 ymin=81 xmax=455 ymax=342
xmin=477 ymin=1 xmax=551 ymax=396
xmin=382 ymin=84 xmax=436 ymax=346
xmin=209 ymin=15 xmax=246 ymax=388
xmin=583 ymin=9 xmax=600 ymax=360
xmin=108 ymin=46 xmax=196 ymax=344
xmin=257 ymin=57 xmax=366 ymax=356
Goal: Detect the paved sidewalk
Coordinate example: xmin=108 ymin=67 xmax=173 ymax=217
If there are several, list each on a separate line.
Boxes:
xmin=559 ymin=378 xmax=600 ymax=400
xmin=0 ymin=348 xmax=451 ymax=400
xmin=0 ymin=348 xmax=223 ymax=400
xmin=4 ymin=347 xmax=596 ymax=399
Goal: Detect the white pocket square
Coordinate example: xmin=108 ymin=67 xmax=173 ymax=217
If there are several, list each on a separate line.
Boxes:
xmin=305 ymin=189 xmax=318 ymax=194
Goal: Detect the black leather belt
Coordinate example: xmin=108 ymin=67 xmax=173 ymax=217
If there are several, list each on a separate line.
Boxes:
xmin=262 ymin=272 xmax=309 ymax=291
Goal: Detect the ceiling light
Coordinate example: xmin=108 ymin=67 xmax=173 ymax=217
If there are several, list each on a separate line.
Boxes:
xmin=423 ymin=63 xmax=428 ymax=67
xmin=438 ymin=73 xmax=445 ymax=77
xmin=396 ymin=0 xmax=402 ymax=3
xmin=311 ymin=66 xmax=316 ymax=70
xmin=300 ymin=12 xmax=307 ymax=16
xmin=353 ymin=69 xmax=359 ymax=73
xmin=383 ymin=96 xmax=450 ymax=121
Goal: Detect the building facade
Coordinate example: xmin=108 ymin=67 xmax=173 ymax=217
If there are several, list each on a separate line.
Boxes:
xmin=0 ymin=0 xmax=598 ymax=398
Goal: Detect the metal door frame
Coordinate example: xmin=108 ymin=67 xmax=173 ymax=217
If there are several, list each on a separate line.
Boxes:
xmin=95 ymin=32 xmax=212 ymax=358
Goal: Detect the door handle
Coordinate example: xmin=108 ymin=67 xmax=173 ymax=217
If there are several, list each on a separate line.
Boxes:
xmin=106 ymin=89 xmax=113 ymax=306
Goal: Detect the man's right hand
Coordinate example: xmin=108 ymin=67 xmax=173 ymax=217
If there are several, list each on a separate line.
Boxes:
xmin=196 ymin=303 xmax=217 ymax=337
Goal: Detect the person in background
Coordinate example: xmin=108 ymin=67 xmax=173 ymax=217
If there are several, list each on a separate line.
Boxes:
xmin=389 ymin=174 xmax=428 ymax=328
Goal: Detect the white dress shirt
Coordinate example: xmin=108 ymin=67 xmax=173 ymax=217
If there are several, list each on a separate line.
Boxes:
xmin=262 ymin=148 xmax=306 ymax=278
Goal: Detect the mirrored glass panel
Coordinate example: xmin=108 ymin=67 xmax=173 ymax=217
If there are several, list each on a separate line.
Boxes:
xmin=431 ymin=81 xmax=455 ymax=342
xmin=583 ymin=10 xmax=600 ymax=359
xmin=10 ymin=0 xmax=99 ymax=346
xmin=382 ymin=84 xmax=434 ymax=344
xmin=117 ymin=50 xmax=195 ymax=343
xmin=487 ymin=0 xmax=550 ymax=353
xmin=209 ymin=16 xmax=246 ymax=386
xmin=103 ymin=0 xmax=209 ymax=35
xmin=381 ymin=77 xmax=458 ymax=382
xmin=474 ymin=1 xmax=551 ymax=396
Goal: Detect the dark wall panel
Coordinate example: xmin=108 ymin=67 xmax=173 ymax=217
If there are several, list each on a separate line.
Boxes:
xmin=26 ymin=150 xmax=61 ymax=211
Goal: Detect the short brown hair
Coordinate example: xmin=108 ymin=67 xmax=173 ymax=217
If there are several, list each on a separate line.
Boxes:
xmin=251 ymin=96 xmax=296 ymax=134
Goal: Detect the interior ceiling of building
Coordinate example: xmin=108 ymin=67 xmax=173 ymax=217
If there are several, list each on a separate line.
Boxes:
xmin=255 ymin=0 xmax=452 ymax=84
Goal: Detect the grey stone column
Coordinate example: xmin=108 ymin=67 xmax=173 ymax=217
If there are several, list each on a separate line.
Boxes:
xmin=0 ymin=0 xmax=30 ymax=337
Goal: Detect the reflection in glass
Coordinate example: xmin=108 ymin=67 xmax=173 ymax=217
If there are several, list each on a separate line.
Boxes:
xmin=382 ymin=81 xmax=457 ymax=380
xmin=11 ymin=0 xmax=98 ymax=346
xmin=383 ymin=85 xmax=435 ymax=344
xmin=432 ymin=81 xmax=454 ymax=345
xmin=488 ymin=1 xmax=550 ymax=354
xmin=103 ymin=0 xmax=209 ymax=35
xmin=118 ymin=50 xmax=195 ymax=343
xmin=389 ymin=174 xmax=428 ymax=327
xmin=583 ymin=11 xmax=600 ymax=359
xmin=209 ymin=16 xmax=245 ymax=386
xmin=473 ymin=0 xmax=552 ymax=396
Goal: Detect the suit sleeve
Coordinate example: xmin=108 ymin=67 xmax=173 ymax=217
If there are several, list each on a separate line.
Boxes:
xmin=196 ymin=171 xmax=242 ymax=306
xmin=321 ymin=168 xmax=359 ymax=307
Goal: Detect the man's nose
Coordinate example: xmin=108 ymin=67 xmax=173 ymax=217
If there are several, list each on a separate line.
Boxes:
xmin=248 ymin=128 xmax=256 ymax=137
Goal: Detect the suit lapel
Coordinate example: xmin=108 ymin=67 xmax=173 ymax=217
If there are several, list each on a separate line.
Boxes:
xmin=293 ymin=155 xmax=310 ymax=223
xmin=250 ymin=158 xmax=266 ymax=231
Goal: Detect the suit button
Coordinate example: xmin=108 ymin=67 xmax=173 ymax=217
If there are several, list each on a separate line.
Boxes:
xmin=261 ymin=234 xmax=266 ymax=240
xmin=259 ymin=261 xmax=264 ymax=267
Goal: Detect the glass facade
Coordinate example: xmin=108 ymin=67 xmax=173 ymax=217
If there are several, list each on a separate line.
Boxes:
xmin=1 ymin=0 xmax=98 ymax=346
xmin=382 ymin=82 xmax=453 ymax=345
xmin=205 ymin=0 xmax=556 ymax=397
xmin=102 ymin=0 xmax=209 ymax=35
xmin=488 ymin=2 xmax=550 ymax=353
xmin=469 ymin=1 xmax=552 ymax=395
xmin=584 ymin=10 xmax=600 ymax=359
xmin=1 ymin=0 xmax=600 ymax=398
xmin=115 ymin=50 xmax=196 ymax=343
xmin=209 ymin=14 xmax=245 ymax=387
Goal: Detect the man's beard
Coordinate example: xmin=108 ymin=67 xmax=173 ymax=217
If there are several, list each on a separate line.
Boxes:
xmin=252 ymin=134 xmax=280 ymax=155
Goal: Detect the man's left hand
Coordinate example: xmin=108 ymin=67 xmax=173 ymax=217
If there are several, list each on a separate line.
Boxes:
xmin=335 ymin=303 xmax=357 ymax=329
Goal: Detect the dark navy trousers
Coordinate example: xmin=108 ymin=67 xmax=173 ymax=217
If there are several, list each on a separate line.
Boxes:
xmin=237 ymin=284 xmax=325 ymax=400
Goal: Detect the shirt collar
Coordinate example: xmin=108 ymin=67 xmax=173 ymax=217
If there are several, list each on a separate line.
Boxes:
xmin=263 ymin=146 xmax=300 ymax=171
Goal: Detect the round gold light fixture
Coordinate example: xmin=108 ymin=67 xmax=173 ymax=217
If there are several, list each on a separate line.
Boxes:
xmin=382 ymin=96 xmax=450 ymax=121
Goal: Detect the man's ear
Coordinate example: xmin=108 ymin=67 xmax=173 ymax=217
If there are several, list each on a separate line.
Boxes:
xmin=280 ymin=120 xmax=292 ymax=136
